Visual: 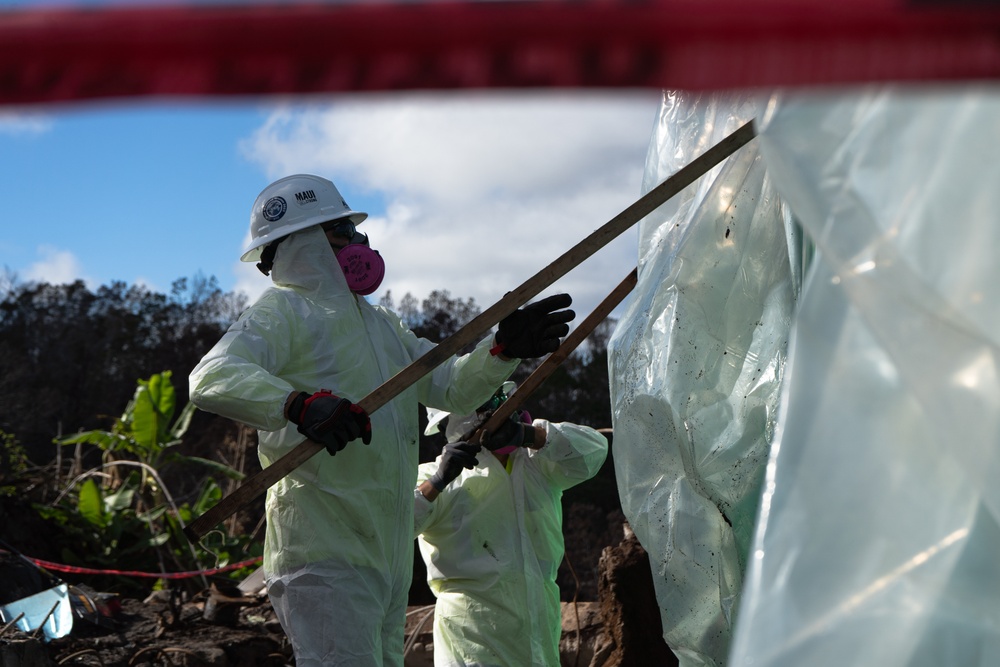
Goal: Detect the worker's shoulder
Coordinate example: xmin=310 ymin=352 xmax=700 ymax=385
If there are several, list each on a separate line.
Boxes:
xmin=241 ymin=286 xmax=299 ymax=316
xmin=229 ymin=288 xmax=320 ymax=334
xmin=546 ymin=420 xmax=608 ymax=444
xmin=366 ymin=301 xmax=410 ymax=330
xmin=544 ymin=419 xmax=600 ymax=433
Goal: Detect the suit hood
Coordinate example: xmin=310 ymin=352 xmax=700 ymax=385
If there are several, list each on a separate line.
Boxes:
xmin=270 ymin=225 xmax=352 ymax=298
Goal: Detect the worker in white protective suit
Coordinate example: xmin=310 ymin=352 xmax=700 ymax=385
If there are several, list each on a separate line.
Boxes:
xmin=189 ymin=174 xmax=576 ymax=667
xmin=414 ymin=382 xmax=608 ymax=667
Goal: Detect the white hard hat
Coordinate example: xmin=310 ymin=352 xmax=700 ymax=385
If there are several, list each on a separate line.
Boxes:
xmin=424 ymin=408 xmax=450 ymax=437
xmin=424 ymin=381 xmax=517 ymax=442
xmin=241 ymin=174 xmax=368 ymax=262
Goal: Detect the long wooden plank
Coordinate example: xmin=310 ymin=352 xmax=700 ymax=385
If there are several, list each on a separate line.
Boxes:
xmin=469 ymin=267 xmax=638 ymax=444
xmin=185 ymin=120 xmax=755 ymax=540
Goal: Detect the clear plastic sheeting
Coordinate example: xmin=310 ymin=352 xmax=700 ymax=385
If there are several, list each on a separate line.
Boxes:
xmin=607 ymin=91 xmax=802 ymax=667
xmin=730 ymin=87 xmax=1000 ymax=667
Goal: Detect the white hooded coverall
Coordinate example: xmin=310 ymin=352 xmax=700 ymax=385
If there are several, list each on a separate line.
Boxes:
xmin=189 ymin=226 xmax=517 ymax=666
xmin=414 ymin=420 xmax=608 ymax=667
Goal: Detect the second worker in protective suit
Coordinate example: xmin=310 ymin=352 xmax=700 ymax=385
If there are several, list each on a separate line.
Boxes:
xmin=189 ymin=174 xmax=575 ymax=667
xmin=415 ymin=382 xmax=608 ymax=667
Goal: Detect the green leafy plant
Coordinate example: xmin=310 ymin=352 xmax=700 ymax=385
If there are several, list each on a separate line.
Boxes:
xmin=61 ymin=370 xmax=235 ymax=493
xmin=36 ymin=371 xmax=261 ymax=595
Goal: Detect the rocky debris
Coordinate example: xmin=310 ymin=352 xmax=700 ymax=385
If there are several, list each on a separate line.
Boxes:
xmin=0 ymin=520 xmax=676 ymax=666
xmin=13 ymin=591 xmax=293 ymax=666
xmin=402 ymin=605 xmax=436 ymax=666
xmin=596 ymin=525 xmax=678 ymax=667
xmin=401 ymin=601 xmax=609 ymax=667
xmin=560 ymin=600 xmax=612 ymax=667
xmin=0 ymin=638 xmax=51 ymax=667
xmin=560 ymin=505 xmax=627 ymax=602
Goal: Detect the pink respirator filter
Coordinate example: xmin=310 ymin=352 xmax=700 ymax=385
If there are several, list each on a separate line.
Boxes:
xmin=337 ymin=244 xmax=385 ymax=296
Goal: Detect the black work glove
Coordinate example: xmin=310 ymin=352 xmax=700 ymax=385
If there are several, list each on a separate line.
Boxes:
xmin=428 ymin=441 xmax=481 ymax=491
xmin=484 ymin=412 xmax=536 ymax=451
xmin=495 ymin=293 xmax=575 ymax=359
xmin=288 ymin=391 xmax=372 ymax=455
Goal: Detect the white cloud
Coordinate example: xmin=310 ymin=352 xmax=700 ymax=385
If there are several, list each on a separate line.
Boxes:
xmin=243 ymin=91 xmax=658 ymax=206
xmin=24 ymin=246 xmax=90 ymax=286
xmin=0 ymin=111 xmax=52 ymax=136
xmin=132 ymin=276 xmax=164 ymax=294
xmin=239 ymin=91 xmax=661 ymax=319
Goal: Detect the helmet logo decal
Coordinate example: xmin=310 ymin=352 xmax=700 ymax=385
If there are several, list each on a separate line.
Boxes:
xmin=294 ymin=189 xmax=317 ymax=205
xmin=262 ymin=196 xmax=287 ymax=222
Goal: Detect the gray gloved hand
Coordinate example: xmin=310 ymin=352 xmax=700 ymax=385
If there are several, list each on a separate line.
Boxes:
xmin=495 ymin=293 xmax=575 ymax=359
xmin=288 ymin=391 xmax=372 ymax=455
xmin=428 ymin=441 xmax=481 ymax=491
xmin=484 ymin=412 xmax=535 ymax=451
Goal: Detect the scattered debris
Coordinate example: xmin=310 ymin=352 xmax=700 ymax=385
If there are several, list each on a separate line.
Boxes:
xmin=68 ymin=584 xmax=120 ymax=630
xmin=0 ymin=544 xmax=73 ymax=642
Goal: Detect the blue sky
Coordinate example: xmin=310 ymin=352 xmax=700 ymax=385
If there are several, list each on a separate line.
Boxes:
xmin=1 ymin=102 xmax=271 ymax=291
xmin=0 ymin=90 xmax=662 ymax=322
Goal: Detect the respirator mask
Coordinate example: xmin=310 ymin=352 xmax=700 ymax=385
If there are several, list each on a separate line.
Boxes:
xmin=325 ymin=220 xmax=386 ymax=296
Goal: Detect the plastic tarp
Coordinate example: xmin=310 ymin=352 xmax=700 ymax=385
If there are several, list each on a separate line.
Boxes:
xmin=730 ymin=87 xmax=1000 ymax=667
xmin=607 ymin=91 xmax=804 ymax=666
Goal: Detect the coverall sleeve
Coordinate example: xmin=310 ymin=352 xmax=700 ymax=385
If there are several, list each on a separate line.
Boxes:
xmin=377 ymin=305 xmax=518 ymax=416
xmin=528 ymin=420 xmax=609 ymax=491
xmin=189 ymin=302 xmax=297 ymax=432
xmin=414 ymin=461 xmax=444 ymax=536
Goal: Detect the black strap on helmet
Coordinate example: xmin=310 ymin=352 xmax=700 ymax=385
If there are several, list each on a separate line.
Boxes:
xmin=256 ymin=236 xmax=287 ymax=276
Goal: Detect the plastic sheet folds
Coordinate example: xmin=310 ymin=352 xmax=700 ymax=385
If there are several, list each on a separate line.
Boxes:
xmin=608 ymin=91 xmax=803 ymax=666
xmin=731 ymin=87 xmax=1000 ymax=667
xmin=618 ymin=86 xmax=1000 ymax=666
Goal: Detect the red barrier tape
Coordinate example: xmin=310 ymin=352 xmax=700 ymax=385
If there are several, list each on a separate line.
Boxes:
xmin=27 ymin=556 xmax=262 ymax=580
xmin=2 ymin=0 xmax=1000 ymax=105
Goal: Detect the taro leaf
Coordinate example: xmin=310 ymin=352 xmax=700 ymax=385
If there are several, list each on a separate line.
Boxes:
xmin=131 ymin=372 xmax=175 ymax=456
xmin=77 ymin=478 xmax=106 ymax=529
xmin=57 ymin=429 xmax=120 ymax=450
xmin=169 ymin=401 xmax=196 ymax=441
xmin=104 ymin=487 xmax=135 ymax=514
xmin=193 ymin=479 xmax=222 ymax=517
xmin=185 ymin=456 xmax=246 ymax=481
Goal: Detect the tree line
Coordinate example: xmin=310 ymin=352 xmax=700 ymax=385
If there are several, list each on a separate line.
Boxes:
xmin=0 ymin=273 xmax=620 ymax=601
xmin=0 ymin=275 xmax=615 ymax=467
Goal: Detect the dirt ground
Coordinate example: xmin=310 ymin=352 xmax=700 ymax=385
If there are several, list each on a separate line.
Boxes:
xmin=1 ymin=453 xmax=676 ymax=667
xmin=3 ymin=592 xmax=293 ymax=667
xmin=1 ymin=530 xmax=676 ymax=667
xmin=6 ymin=598 xmax=628 ymax=667
xmin=2 ymin=588 xmax=616 ymax=667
